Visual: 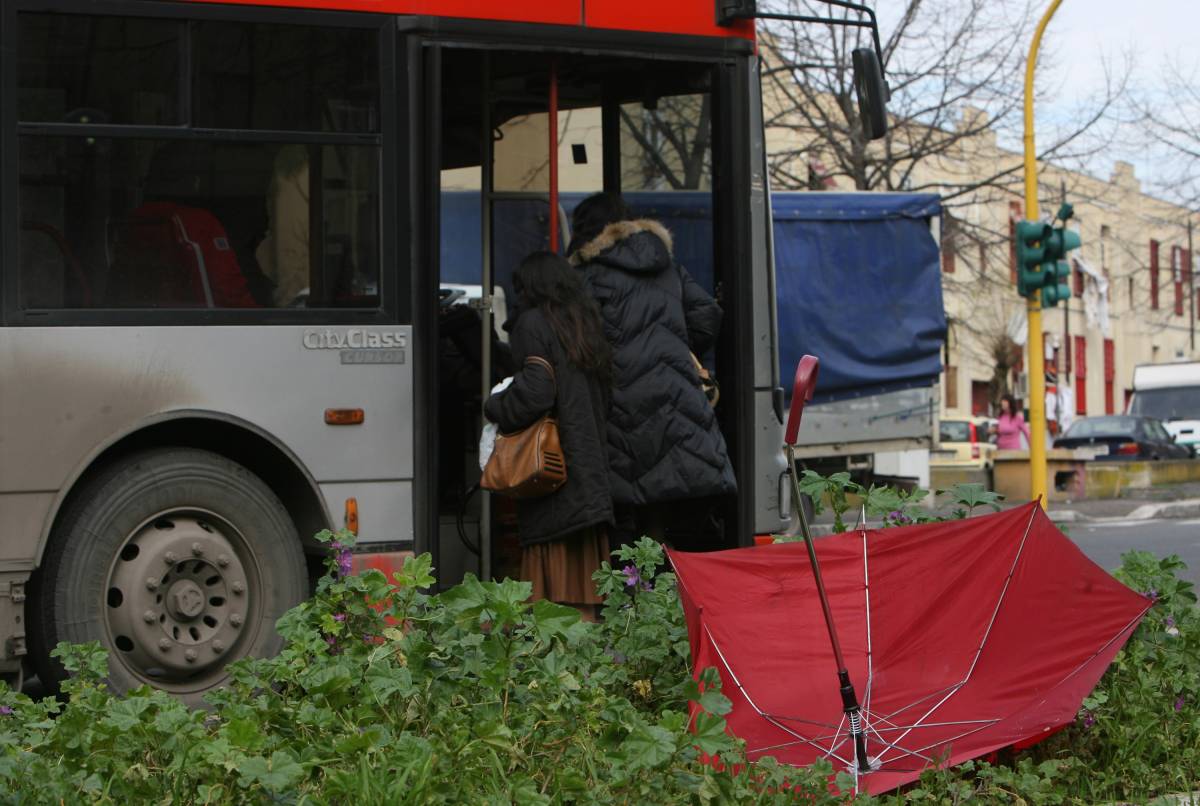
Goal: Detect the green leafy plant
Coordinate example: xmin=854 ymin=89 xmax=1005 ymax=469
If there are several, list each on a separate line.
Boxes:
xmin=0 ymin=511 xmax=1195 ymax=805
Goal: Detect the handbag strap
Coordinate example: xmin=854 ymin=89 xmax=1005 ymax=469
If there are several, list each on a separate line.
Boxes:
xmin=524 ymin=355 xmax=557 ymax=402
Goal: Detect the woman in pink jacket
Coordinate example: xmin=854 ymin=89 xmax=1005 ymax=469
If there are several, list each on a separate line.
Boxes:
xmin=995 ymin=394 xmax=1031 ymax=450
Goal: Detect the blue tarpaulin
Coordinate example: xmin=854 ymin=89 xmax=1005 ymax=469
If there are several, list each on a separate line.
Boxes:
xmin=771 ymin=192 xmax=946 ymax=400
xmin=440 ymin=190 xmax=945 ymax=400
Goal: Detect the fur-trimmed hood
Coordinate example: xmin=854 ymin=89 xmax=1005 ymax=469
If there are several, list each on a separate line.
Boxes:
xmin=568 ymin=219 xmax=674 ymax=271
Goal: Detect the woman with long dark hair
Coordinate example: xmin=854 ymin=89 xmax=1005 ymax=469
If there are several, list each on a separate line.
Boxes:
xmin=568 ymin=192 xmax=736 ymax=546
xmin=484 ymin=252 xmax=614 ymax=616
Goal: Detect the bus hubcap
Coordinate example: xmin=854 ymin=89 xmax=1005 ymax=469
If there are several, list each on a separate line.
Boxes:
xmin=106 ymin=512 xmax=255 ymax=685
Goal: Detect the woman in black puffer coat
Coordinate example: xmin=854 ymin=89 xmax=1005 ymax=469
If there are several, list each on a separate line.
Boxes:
xmin=484 ymin=252 xmax=614 ymax=616
xmin=568 ymin=193 xmax=737 ymax=542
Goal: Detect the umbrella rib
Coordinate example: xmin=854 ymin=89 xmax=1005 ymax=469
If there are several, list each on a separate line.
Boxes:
xmin=704 ymin=624 xmax=851 ymax=765
xmin=878 ymin=505 xmax=1040 ymax=757
xmin=877 ymin=720 xmax=997 ymax=767
xmin=861 ymin=524 xmax=875 ymax=718
xmin=755 ymin=714 xmax=854 ymax=767
xmin=1038 ymin=605 xmax=1153 ymax=695
xmin=870 ymin=718 xmax=999 ymax=732
xmin=962 ymin=504 xmax=1040 ymax=684
xmin=761 ymin=712 xmax=842 ymax=731
xmin=875 ymin=682 xmax=963 ymax=722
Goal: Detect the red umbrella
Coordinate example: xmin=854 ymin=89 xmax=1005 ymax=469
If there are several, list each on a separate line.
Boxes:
xmin=669 ymin=357 xmax=1151 ymax=794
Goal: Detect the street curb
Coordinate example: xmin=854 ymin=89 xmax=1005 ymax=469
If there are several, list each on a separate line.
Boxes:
xmin=1050 ymin=498 xmax=1200 ymax=525
xmin=810 ymin=497 xmax=1200 ymax=532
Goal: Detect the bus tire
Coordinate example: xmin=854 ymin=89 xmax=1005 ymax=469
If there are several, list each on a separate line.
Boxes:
xmin=31 ymin=447 xmax=306 ymax=706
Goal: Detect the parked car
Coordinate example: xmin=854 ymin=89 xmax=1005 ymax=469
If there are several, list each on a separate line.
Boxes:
xmin=1053 ymin=415 xmax=1192 ymax=460
xmin=932 ymin=417 xmax=997 ymax=469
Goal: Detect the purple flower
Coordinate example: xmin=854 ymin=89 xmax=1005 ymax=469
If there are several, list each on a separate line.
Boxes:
xmin=641 ymin=581 xmax=653 ymax=592
xmin=336 ymin=549 xmax=353 ymax=577
xmin=1175 ymin=696 xmax=1186 ymax=713
xmin=1144 ymin=589 xmax=1159 ymax=601
xmin=0 ymin=705 xmax=12 ymax=716
xmin=888 ymin=510 xmax=902 ymax=521
xmin=622 ymin=565 xmax=640 ymax=588
xmin=1165 ymin=616 xmax=1176 ymax=628
xmin=1081 ymin=710 xmax=1096 ymax=729
xmin=333 ymin=613 xmax=347 ymax=623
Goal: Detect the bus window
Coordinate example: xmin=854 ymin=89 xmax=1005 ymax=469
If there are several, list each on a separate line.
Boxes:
xmin=18 ymin=14 xmax=181 ymax=126
xmin=620 ymin=94 xmax=712 ymax=192
xmin=18 ymin=138 xmax=379 ymax=310
xmin=15 ymin=12 xmax=381 ymax=312
xmin=192 ymin=21 xmax=379 ymax=133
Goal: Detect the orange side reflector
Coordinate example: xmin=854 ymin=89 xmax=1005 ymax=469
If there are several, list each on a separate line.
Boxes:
xmin=344 ymin=497 xmax=359 ymax=535
xmin=325 ymin=408 xmax=365 ymax=425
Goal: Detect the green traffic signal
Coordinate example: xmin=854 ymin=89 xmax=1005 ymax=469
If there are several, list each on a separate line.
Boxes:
xmin=1015 ymin=220 xmax=1050 ymax=299
xmin=1012 ymin=217 xmax=1081 ymax=306
xmin=1041 ymin=260 xmax=1072 ymax=307
xmin=1043 ymin=226 xmax=1081 ymax=262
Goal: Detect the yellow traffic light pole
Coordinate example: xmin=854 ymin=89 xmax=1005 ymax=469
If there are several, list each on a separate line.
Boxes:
xmin=1022 ymin=0 xmax=1063 ymax=509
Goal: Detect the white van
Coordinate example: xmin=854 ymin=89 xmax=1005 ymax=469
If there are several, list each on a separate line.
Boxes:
xmin=1129 ymin=362 xmax=1200 ymax=451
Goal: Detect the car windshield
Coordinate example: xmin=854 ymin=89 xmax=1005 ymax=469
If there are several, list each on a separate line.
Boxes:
xmin=1064 ymin=417 xmax=1139 ymax=438
xmin=940 ymin=421 xmax=972 ymax=442
xmin=1129 ymin=386 xmax=1200 ymax=422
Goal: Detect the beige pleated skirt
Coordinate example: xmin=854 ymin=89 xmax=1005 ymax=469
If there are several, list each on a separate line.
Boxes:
xmin=520 ymin=526 xmax=609 ymax=607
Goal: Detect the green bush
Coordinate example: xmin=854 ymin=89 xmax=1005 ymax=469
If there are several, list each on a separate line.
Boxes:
xmin=0 ymin=525 xmax=1196 ymax=804
xmin=0 ymin=534 xmax=851 ymax=804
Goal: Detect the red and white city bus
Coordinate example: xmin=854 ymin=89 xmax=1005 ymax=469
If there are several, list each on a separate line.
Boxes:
xmin=0 ymin=0 xmax=886 ymax=699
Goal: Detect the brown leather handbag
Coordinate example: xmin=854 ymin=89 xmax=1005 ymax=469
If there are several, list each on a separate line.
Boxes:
xmin=481 ymin=356 xmax=567 ymax=498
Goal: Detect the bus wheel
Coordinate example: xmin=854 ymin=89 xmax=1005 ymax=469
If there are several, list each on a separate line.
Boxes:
xmin=32 ymin=448 xmax=306 ymax=706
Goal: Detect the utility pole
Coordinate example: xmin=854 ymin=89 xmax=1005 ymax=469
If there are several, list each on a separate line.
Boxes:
xmin=1189 ymin=217 xmax=1195 ymax=354
xmin=1022 ymin=0 xmax=1064 ymax=509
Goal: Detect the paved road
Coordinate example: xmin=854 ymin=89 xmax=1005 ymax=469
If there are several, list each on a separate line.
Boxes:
xmin=1066 ymin=517 xmax=1200 ymax=585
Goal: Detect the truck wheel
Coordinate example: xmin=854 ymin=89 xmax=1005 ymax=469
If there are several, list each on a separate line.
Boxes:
xmin=31 ymin=448 xmax=306 ymax=706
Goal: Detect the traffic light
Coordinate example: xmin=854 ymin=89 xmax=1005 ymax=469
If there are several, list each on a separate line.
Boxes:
xmin=1013 ymin=203 xmax=1081 ymax=307
xmin=1041 ymin=261 xmax=1072 ymax=306
xmin=1015 ymin=220 xmax=1049 ymax=299
xmin=1039 ymin=204 xmax=1081 ymax=308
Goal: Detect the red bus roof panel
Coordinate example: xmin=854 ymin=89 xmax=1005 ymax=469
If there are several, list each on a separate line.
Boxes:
xmin=177 ymin=0 xmax=755 ymax=40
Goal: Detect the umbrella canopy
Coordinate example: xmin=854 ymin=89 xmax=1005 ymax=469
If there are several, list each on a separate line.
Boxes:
xmin=669 ymin=502 xmax=1151 ymax=794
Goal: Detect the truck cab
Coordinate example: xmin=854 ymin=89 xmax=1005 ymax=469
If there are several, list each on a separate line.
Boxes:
xmin=1129 ymin=362 xmax=1200 ymax=454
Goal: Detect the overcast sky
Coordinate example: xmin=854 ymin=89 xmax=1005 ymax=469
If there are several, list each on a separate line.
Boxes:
xmin=881 ymin=1 xmax=1200 ymax=192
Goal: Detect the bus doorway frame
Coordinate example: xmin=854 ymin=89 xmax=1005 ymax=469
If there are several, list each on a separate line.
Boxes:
xmin=411 ymin=23 xmax=759 ymax=584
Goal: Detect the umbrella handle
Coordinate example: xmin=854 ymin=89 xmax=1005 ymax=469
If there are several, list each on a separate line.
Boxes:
xmin=785 ymin=440 xmax=872 ymax=774
xmin=784 ymin=355 xmax=819 ymax=446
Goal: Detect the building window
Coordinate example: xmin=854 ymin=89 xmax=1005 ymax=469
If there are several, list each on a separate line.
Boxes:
xmin=971 ymin=381 xmax=991 ymax=417
xmin=1100 ymin=224 xmax=1111 ymax=302
xmin=1103 ymin=338 xmax=1115 ymax=415
xmin=1173 ymin=245 xmax=1184 ymax=316
xmin=1008 ymin=201 xmax=1022 ymax=284
xmin=941 ymin=217 xmax=956 ymax=274
xmin=1074 ymin=335 xmax=1087 ymax=415
xmin=1150 ymin=239 xmax=1160 ymax=309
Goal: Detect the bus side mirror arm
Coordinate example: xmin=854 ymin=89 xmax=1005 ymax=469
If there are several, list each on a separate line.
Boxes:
xmin=717 ymin=0 xmax=890 ymax=141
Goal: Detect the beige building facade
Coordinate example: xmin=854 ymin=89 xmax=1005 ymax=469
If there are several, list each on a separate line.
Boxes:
xmin=922 ymin=128 xmax=1197 ymax=426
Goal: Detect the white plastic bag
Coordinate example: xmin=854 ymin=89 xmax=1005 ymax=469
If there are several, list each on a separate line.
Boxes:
xmin=479 ymin=376 xmax=514 ymax=470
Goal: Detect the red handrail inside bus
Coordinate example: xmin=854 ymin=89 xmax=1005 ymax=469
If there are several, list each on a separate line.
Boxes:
xmin=548 ymin=59 xmax=559 ymax=252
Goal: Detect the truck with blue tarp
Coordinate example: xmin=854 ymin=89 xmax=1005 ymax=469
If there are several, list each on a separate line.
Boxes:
xmin=440 ymin=189 xmax=945 ymax=489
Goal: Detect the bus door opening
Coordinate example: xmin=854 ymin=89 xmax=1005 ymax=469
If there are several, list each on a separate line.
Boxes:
xmin=432 ymin=47 xmax=737 ymax=583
